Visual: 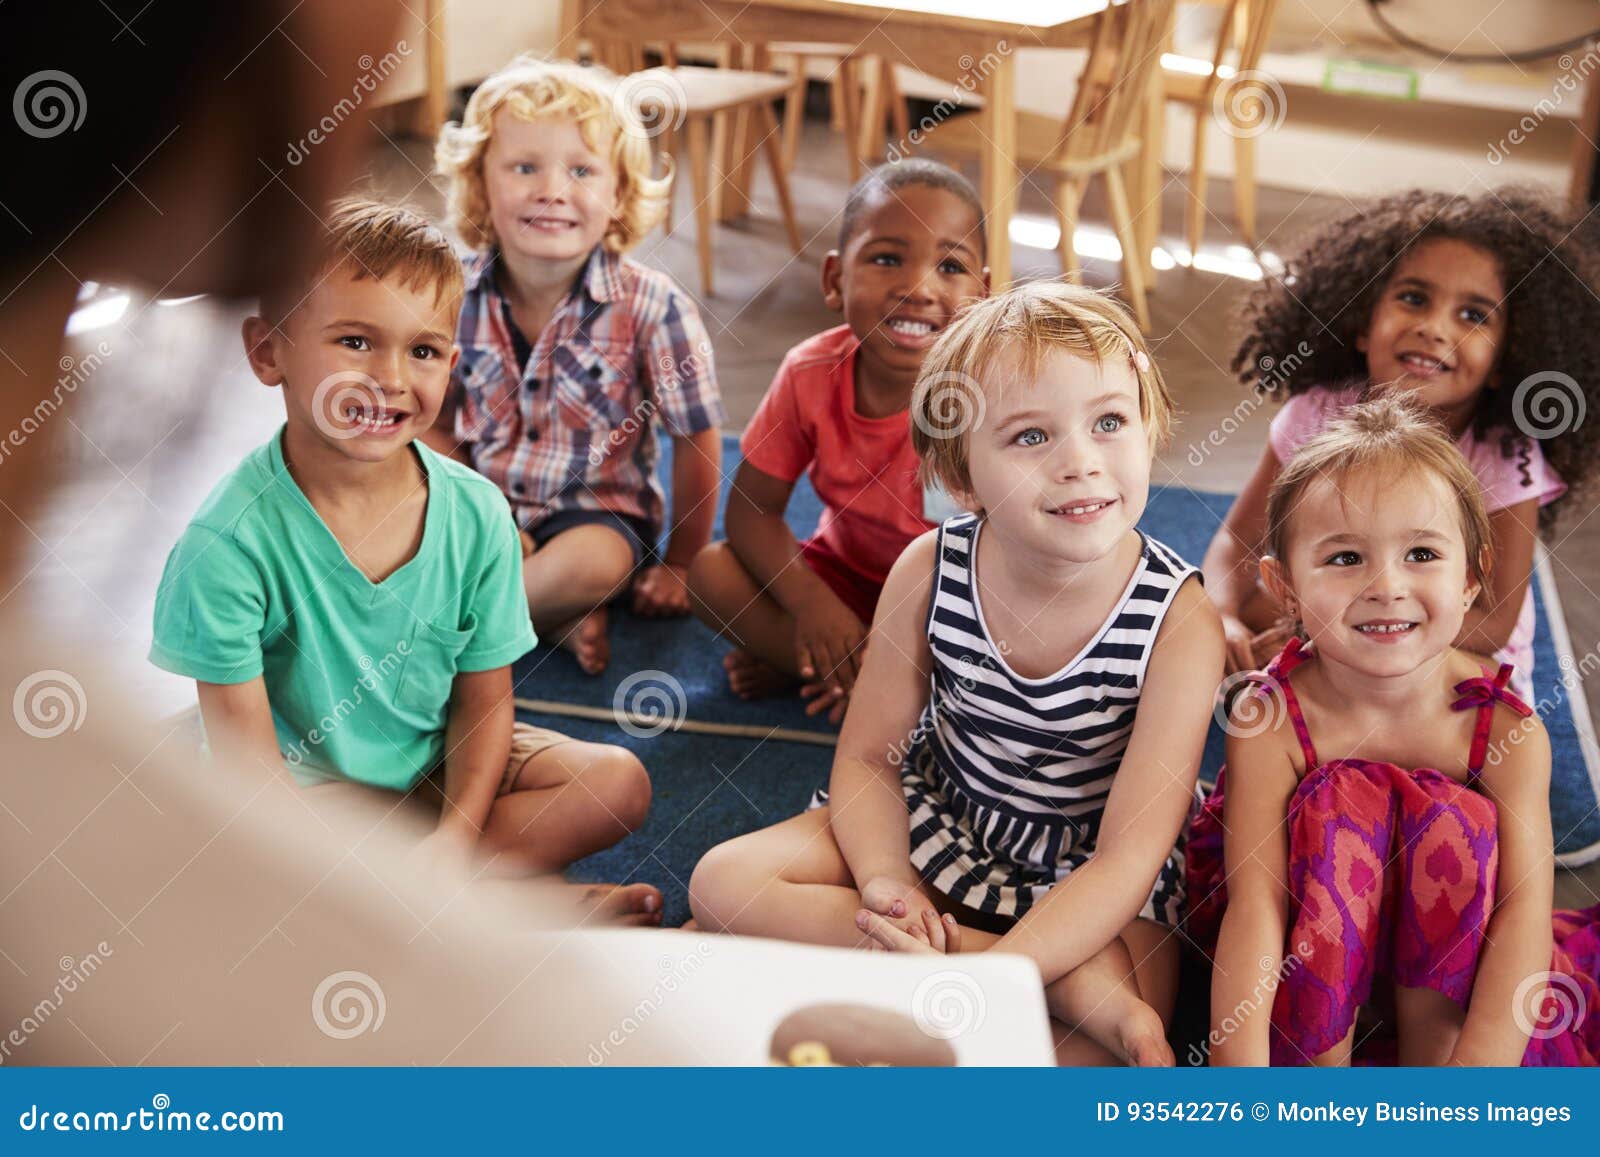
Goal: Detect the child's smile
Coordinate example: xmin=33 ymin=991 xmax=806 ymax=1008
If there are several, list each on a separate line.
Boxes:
xmin=824 ymin=182 xmax=987 ymax=395
xmin=483 ymin=109 xmax=620 ymax=267
xmin=966 ymin=349 xmax=1148 ymax=565
xmin=1357 ymin=236 xmax=1506 ymax=433
xmin=250 ymin=265 xmax=458 ymax=468
xmin=1271 ymin=468 xmax=1478 ymax=679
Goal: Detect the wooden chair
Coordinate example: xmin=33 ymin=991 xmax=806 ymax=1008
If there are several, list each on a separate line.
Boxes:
xmin=923 ymin=0 xmax=1175 ymax=329
xmin=1044 ymin=0 xmax=1176 ymax=330
xmin=769 ymin=44 xmax=915 ymax=178
xmin=615 ymin=62 xmax=803 ymax=297
xmin=1161 ymin=0 xmax=1279 ymax=255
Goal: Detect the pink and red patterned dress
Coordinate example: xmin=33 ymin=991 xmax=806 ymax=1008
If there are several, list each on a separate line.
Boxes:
xmin=1187 ymin=638 xmax=1600 ymax=1066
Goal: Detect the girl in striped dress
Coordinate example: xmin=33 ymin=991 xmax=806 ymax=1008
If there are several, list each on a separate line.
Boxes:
xmin=691 ymin=282 xmax=1224 ymax=1065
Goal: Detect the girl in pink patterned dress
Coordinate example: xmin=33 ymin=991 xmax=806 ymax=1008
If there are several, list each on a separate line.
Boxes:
xmin=1203 ymin=189 xmax=1600 ymax=698
xmin=1188 ymin=395 xmax=1600 ymax=1066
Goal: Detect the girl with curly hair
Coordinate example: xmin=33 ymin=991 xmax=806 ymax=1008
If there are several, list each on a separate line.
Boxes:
xmin=1201 ymin=187 xmax=1600 ymax=693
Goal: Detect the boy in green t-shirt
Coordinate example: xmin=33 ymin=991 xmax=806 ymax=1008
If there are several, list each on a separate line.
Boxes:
xmin=150 ymin=199 xmax=659 ymax=922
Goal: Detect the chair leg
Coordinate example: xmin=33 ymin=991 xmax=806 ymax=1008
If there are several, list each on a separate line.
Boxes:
xmin=829 ymin=63 xmax=846 ymax=131
xmin=1055 ymin=177 xmax=1083 ymax=282
xmin=686 ymin=115 xmax=715 ymax=297
xmin=660 ymin=127 xmax=676 ymax=238
xmin=1232 ymin=133 xmax=1258 ymax=246
xmin=708 ymin=110 xmax=728 ymax=220
xmin=782 ymin=54 xmax=808 ymax=172
xmin=838 ymin=56 xmax=862 ymax=181
xmin=1186 ymin=106 xmax=1209 ymax=260
xmin=885 ymin=59 xmax=910 ymax=148
xmin=756 ymin=101 xmax=803 ymax=254
xmin=858 ymin=55 xmax=886 ymax=163
xmin=1105 ymin=164 xmax=1150 ymax=331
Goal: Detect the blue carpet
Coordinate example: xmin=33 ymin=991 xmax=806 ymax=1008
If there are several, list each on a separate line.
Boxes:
xmin=522 ymin=437 xmax=1600 ymax=924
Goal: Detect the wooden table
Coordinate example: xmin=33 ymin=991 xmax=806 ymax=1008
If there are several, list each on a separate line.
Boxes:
xmin=560 ymin=0 xmax=1143 ymax=288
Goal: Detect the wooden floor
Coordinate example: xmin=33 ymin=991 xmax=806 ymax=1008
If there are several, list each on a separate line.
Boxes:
xmin=18 ymin=112 xmax=1600 ymax=905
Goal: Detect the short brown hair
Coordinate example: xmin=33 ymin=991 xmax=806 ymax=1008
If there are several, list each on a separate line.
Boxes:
xmin=1265 ymin=392 xmax=1493 ymax=596
xmin=910 ymin=279 xmax=1171 ymax=498
xmin=262 ymin=197 xmax=463 ymax=325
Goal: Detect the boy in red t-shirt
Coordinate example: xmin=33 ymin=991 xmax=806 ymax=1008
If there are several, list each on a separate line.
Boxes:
xmin=688 ymin=160 xmax=989 ymax=723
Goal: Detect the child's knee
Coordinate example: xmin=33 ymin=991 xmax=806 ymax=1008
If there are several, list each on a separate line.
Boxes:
xmin=687 ymin=839 xmax=753 ymax=931
xmin=587 ymin=747 xmax=652 ymax=833
xmin=686 ymin=541 xmax=740 ymax=609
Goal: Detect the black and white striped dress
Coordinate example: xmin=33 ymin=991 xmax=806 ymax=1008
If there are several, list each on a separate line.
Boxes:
xmin=864 ymin=512 xmax=1195 ymax=925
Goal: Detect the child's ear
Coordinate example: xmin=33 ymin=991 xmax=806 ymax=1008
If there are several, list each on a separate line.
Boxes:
xmin=979 ymin=266 xmax=992 ymax=296
xmin=820 ymin=250 xmax=844 ymax=312
xmin=449 ymin=343 xmax=462 ymax=376
xmin=1259 ymin=555 xmax=1294 ymax=614
xmin=1468 ymin=543 xmax=1493 ymax=608
xmin=241 ymin=315 xmax=285 ymax=388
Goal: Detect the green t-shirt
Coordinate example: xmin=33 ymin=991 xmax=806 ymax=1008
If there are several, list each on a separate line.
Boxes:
xmin=150 ymin=428 xmax=536 ymax=790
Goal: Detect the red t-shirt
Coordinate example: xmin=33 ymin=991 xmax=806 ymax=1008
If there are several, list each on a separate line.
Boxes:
xmin=740 ymin=325 xmax=933 ymax=586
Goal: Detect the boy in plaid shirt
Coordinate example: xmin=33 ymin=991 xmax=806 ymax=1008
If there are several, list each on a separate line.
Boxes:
xmin=428 ymin=57 xmax=724 ymax=674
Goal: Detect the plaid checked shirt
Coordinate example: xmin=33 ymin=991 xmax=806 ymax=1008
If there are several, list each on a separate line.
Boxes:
xmin=451 ymin=246 xmax=725 ymax=538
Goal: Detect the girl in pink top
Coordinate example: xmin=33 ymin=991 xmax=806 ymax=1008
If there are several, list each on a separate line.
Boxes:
xmin=1203 ymin=188 xmax=1600 ymax=694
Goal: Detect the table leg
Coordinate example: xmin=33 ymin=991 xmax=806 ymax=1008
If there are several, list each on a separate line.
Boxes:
xmin=980 ymin=49 xmax=1016 ymax=287
xmin=721 ymin=43 xmax=767 ymax=222
xmin=1135 ymin=57 xmax=1165 ymax=287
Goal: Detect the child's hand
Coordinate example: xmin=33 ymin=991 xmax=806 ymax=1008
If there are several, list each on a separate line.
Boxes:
xmin=859 ymin=875 xmax=938 ymax=923
xmin=1220 ymin=614 xmax=1257 ymax=674
xmin=799 ymin=678 xmax=852 ymax=725
xmin=794 ymin=599 xmax=867 ymax=709
xmin=631 ymin=563 xmax=691 ymax=617
xmin=855 ymin=907 xmax=963 ymax=954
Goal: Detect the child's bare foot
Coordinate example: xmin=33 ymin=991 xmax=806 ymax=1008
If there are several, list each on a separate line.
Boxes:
xmin=1117 ymin=1004 xmax=1175 ymax=1067
xmin=552 ymin=607 xmax=610 ymax=674
xmin=573 ymin=881 xmax=663 ymax=927
xmin=723 ymin=648 xmax=793 ymax=699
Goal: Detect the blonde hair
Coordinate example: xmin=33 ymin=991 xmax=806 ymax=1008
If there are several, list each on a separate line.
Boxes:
xmin=910 ymin=279 xmax=1172 ymax=497
xmin=1266 ymin=392 xmax=1493 ymax=595
xmin=435 ymin=56 xmax=670 ymax=254
xmin=263 ymin=197 xmax=463 ymax=324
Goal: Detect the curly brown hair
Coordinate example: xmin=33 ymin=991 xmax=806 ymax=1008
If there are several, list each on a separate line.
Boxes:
xmin=1232 ymin=187 xmax=1600 ymax=529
